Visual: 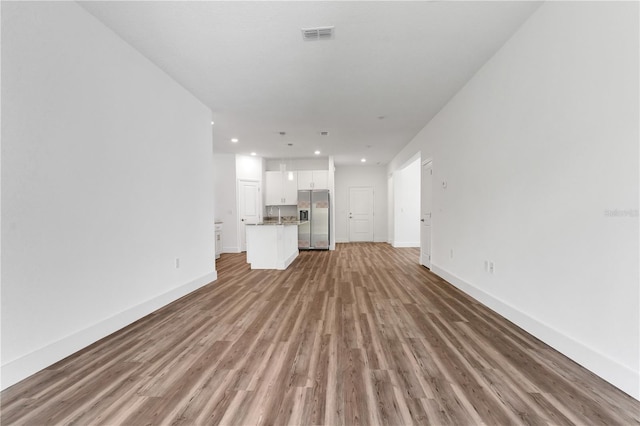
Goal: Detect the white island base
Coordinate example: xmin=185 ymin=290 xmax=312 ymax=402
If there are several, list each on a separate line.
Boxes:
xmin=246 ymin=223 xmax=300 ymax=270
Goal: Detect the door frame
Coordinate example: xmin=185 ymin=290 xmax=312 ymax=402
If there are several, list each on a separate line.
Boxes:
xmin=420 ymin=159 xmax=433 ymax=268
xmin=237 ymin=178 xmax=262 ymax=252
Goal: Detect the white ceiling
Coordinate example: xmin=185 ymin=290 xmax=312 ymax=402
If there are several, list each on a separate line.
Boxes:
xmin=79 ymin=1 xmax=542 ymax=165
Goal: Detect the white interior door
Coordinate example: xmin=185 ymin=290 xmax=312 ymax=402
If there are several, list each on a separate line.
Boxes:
xmin=421 ymin=161 xmax=432 ymax=268
xmin=238 ymin=179 xmax=261 ymax=252
xmin=349 ymin=187 xmax=374 ymax=242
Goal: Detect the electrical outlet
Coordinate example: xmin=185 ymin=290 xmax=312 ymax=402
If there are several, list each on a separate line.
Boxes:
xmin=175 ymin=258 xmax=180 ymax=269
xmin=489 ymin=261 xmax=494 ymax=274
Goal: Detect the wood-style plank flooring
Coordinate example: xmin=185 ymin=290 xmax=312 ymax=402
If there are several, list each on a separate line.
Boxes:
xmin=2 ymin=243 xmax=639 ymax=425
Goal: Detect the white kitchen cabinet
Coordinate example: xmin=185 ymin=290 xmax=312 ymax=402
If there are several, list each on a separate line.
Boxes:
xmin=265 ymin=171 xmax=282 ymax=205
xmin=265 ymin=170 xmax=298 ymax=205
xmin=297 ymin=170 xmax=329 ymax=190
xmin=282 ymin=172 xmax=298 ymax=203
xmin=245 ymin=223 xmax=299 ymax=270
xmin=297 ymin=171 xmax=313 ymax=190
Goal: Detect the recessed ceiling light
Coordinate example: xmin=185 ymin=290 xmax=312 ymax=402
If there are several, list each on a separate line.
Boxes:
xmin=231 ymin=138 xmax=239 ymax=143
xmin=361 ymin=158 xmax=367 ymax=163
xmin=211 ymin=121 xmax=215 ymax=125
xmin=314 ymin=150 xmax=321 ymax=155
xmin=250 ymin=152 xmax=257 ymax=156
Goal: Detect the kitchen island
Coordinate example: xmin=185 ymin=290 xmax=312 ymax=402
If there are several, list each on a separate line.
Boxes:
xmin=245 ymin=221 xmax=305 ymax=270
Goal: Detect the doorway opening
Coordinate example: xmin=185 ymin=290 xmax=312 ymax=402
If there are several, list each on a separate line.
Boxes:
xmin=393 ymin=157 xmax=421 ymax=247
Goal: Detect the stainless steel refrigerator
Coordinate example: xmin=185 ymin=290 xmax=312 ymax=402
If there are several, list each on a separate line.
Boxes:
xmin=297 ymin=190 xmax=330 ymax=250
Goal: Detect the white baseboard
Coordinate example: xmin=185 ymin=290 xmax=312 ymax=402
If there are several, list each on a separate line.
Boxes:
xmin=1 ymin=271 xmax=217 ymax=391
xmin=392 ymin=241 xmax=420 ymax=248
xmin=431 ymin=263 xmax=640 ymax=401
xmin=335 ymin=238 xmax=349 ymax=243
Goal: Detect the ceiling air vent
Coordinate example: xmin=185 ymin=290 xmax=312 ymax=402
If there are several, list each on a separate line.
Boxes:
xmin=301 ymin=26 xmax=334 ymax=41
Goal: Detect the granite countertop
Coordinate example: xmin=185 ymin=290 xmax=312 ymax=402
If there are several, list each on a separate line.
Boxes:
xmin=247 ymin=220 xmax=308 ymax=226
xmin=246 ymin=215 xmax=308 ymax=226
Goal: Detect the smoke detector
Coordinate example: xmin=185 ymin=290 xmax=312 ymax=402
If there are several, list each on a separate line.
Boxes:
xmin=301 ymin=26 xmax=334 ymax=41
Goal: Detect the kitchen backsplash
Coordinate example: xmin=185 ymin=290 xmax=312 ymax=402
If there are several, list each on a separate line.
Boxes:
xmin=265 ymin=205 xmax=297 ymax=217
xmin=263 ymin=215 xmax=298 ymax=222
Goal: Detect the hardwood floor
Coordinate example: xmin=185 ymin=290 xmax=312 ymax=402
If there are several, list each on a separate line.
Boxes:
xmin=2 ymin=243 xmax=639 ymax=425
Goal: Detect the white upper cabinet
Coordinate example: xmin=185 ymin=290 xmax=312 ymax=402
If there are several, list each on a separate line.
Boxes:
xmin=312 ymin=170 xmax=329 ymax=189
xmin=282 ymin=172 xmax=298 ymax=204
xmin=297 ymin=171 xmax=313 ymax=190
xmin=265 ymin=171 xmax=282 ymax=205
xmin=297 ymin=170 xmax=329 ymax=190
xmin=265 ymin=170 xmax=298 ymax=205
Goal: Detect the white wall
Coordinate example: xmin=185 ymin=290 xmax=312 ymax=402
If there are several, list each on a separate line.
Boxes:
xmin=265 ymin=158 xmax=329 ymax=171
xmin=213 ymin=153 xmax=238 ymax=253
xmin=334 ymin=165 xmax=388 ymax=243
xmin=236 ymin=155 xmax=263 ymax=181
xmin=387 ymin=1 xmax=639 ymax=399
xmin=392 ymin=156 xmax=421 ymax=247
xmin=1 ymin=2 xmax=216 ymax=389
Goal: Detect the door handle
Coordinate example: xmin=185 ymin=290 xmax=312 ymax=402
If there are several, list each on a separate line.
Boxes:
xmin=421 ymin=219 xmax=425 ymax=222
xmin=241 ymin=218 xmax=245 ymax=222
